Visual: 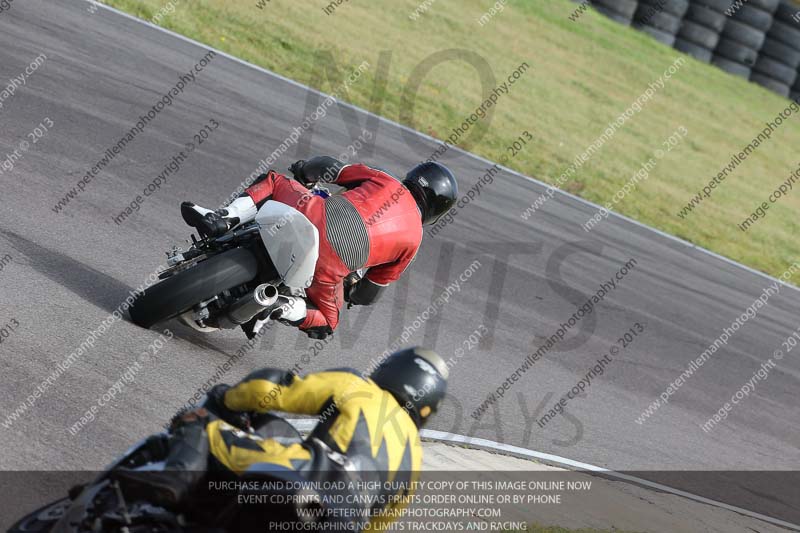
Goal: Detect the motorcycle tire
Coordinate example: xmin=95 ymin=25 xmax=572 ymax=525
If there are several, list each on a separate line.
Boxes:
xmin=683 ymin=4 xmax=728 ymax=32
xmin=712 ymin=56 xmax=753 ymax=77
xmin=638 ymin=0 xmax=689 ymax=17
xmin=674 ymin=38 xmax=714 ymax=62
xmin=678 ymin=20 xmax=722 ymax=48
xmin=750 ymin=73 xmax=792 ymax=96
xmin=594 ymin=5 xmax=634 ymax=24
xmin=8 ymin=498 xmax=71 ymax=532
xmin=731 ymin=5 xmax=775 ymax=31
xmin=591 ymin=0 xmax=639 ymax=18
xmin=721 ymin=19 xmax=767 ymax=49
xmin=694 ymin=0 xmax=734 ymax=11
xmin=129 ymin=247 xmax=259 ymax=329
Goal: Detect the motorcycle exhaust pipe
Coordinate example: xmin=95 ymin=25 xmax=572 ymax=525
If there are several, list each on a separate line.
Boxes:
xmin=220 ymin=284 xmax=280 ymax=327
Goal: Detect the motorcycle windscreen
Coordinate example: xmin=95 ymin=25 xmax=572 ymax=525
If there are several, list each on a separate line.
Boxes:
xmin=255 ymin=201 xmax=319 ymax=288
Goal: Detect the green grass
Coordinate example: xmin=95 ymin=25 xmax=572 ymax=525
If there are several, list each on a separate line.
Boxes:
xmin=103 ymin=0 xmax=800 ymax=281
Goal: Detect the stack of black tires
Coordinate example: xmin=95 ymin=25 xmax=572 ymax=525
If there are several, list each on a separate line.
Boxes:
xmin=590 ymin=0 xmax=639 ymax=25
xmin=633 ymin=0 xmax=690 ymax=46
xmin=753 ymin=1 xmax=800 ymax=96
xmin=588 ymin=0 xmax=800 ymax=100
xmin=675 ymin=0 xmax=733 ymax=62
xmin=712 ymin=0 xmax=780 ymax=78
xmin=633 ymin=0 xmax=689 ymax=46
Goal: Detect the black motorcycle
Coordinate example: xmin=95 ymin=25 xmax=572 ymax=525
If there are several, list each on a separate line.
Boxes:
xmin=128 ymin=197 xmax=323 ymax=336
xmin=8 ymin=403 xmax=319 ymax=532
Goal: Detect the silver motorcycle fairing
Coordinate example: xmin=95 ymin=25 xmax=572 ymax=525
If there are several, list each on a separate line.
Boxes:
xmin=255 ymin=201 xmax=319 ymax=289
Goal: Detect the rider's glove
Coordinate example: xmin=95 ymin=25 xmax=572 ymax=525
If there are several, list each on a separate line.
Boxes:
xmin=343 ymin=272 xmax=361 ymax=309
xmin=206 ymin=384 xmax=251 ymax=430
xmin=169 ymin=407 xmax=210 ymax=431
xmin=345 ymin=274 xmax=384 ymax=308
xmin=305 ymin=327 xmax=332 ymax=340
xmin=207 ymin=383 xmax=230 ymax=409
xmin=289 ymin=160 xmax=313 ymax=188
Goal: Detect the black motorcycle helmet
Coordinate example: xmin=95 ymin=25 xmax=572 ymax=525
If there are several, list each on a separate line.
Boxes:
xmin=403 ymin=162 xmax=458 ymax=225
xmin=370 ymin=347 xmax=449 ymax=428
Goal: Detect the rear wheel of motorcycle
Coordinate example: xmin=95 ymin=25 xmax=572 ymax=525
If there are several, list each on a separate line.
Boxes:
xmin=129 ymin=247 xmax=259 ymax=329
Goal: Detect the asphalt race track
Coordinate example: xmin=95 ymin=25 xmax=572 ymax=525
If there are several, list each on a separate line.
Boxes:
xmin=0 ymin=0 xmax=798 ymax=528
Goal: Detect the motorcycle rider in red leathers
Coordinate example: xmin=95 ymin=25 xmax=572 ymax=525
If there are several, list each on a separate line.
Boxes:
xmin=181 ymin=158 xmax=459 ymax=339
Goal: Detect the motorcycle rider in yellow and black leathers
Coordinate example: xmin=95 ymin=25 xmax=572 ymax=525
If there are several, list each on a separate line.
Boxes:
xmin=114 ymin=347 xmax=449 ymax=530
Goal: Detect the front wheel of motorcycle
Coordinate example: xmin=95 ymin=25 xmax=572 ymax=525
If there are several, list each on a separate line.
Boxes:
xmin=129 ymin=247 xmax=259 ymax=329
xmin=8 ymin=498 xmax=71 ymax=532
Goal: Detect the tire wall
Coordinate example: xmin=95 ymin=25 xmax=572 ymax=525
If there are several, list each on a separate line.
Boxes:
xmin=755 ymin=1 xmax=800 ymax=97
xmin=590 ymin=0 xmax=640 ymax=25
xmin=634 ymin=0 xmax=690 ymax=47
xmin=587 ymin=0 xmax=800 ymax=98
xmin=714 ymin=0 xmax=779 ymax=80
xmin=677 ymin=0 xmax=735 ymax=63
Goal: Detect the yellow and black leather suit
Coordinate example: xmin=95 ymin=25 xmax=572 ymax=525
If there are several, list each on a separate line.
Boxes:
xmin=206 ymin=367 xmax=422 ymax=529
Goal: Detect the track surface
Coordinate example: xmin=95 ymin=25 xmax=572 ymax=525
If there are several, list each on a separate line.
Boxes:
xmin=0 ymin=0 xmax=798 ymax=528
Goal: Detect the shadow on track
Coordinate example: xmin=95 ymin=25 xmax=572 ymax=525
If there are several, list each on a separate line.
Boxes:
xmin=0 ymin=229 xmax=133 ymax=314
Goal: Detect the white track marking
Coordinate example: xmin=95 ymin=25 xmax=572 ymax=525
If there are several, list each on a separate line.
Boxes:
xmin=289 ymin=419 xmax=800 ymax=531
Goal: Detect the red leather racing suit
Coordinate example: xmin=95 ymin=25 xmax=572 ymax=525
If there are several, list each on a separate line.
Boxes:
xmin=244 ymin=165 xmax=422 ymax=334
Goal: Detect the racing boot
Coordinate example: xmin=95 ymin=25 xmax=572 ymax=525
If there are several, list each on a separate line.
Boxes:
xmin=241 ymin=309 xmax=272 ymax=340
xmin=270 ymin=296 xmax=307 ymax=327
xmin=270 ymin=296 xmax=330 ymax=339
xmin=241 ymin=296 xmax=312 ymax=340
xmin=113 ymin=411 xmax=210 ymax=509
xmin=240 ymin=293 xmax=305 ymax=339
xmin=181 ymin=195 xmax=257 ymax=238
